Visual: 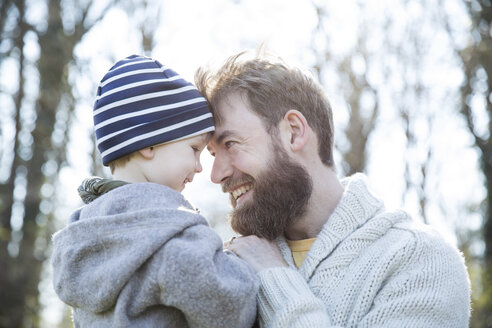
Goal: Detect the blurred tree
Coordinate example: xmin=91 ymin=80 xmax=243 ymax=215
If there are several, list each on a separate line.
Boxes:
xmin=310 ymin=0 xmax=457 ymax=226
xmin=0 ymin=1 xmax=33 ymax=325
xmin=313 ymin=0 xmax=486 ymax=325
xmin=449 ymin=0 xmax=492 ymax=325
xmin=138 ymin=0 xmax=161 ymax=56
xmin=310 ymin=3 xmax=379 ymax=176
xmin=0 ymin=0 xmax=112 ymax=326
xmin=337 ymin=38 xmax=379 ymax=177
xmin=381 ymin=0 xmax=442 ymax=225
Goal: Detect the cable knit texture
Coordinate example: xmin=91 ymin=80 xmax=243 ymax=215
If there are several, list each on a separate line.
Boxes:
xmin=51 ymin=183 xmax=258 ymax=328
xmin=257 ymin=173 xmax=470 ymax=328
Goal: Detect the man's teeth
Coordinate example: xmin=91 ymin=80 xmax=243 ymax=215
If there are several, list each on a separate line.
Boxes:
xmin=232 ymin=185 xmax=251 ymax=200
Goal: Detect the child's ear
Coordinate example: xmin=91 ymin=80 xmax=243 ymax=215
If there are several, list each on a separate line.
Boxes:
xmin=282 ymin=110 xmax=309 ymax=152
xmin=138 ymin=146 xmax=154 ymax=160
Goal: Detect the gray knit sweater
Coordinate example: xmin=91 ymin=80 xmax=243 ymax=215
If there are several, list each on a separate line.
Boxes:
xmin=51 ymin=183 xmax=258 ymax=328
xmin=257 ymin=174 xmax=471 ymax=327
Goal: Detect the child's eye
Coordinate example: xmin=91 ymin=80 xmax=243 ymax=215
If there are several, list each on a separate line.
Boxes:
xmin=191 ymin=146 xmax=200 ymax=152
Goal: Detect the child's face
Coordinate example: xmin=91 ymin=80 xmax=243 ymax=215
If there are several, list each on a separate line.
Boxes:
xmin=144 ymin=134 xmax=209 ymax=192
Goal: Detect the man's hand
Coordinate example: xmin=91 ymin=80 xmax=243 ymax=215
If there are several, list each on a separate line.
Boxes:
xmin=224 ymin=235 xmax=289 ymax=273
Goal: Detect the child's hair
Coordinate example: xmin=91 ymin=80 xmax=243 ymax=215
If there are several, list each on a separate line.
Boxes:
xmin=108 ymin=152 xmax=137 ymax=173
xmin=93 ymin=55 xmax=215 ymax=167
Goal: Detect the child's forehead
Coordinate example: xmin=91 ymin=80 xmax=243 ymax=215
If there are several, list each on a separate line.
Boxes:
xmin=202 ymin=132 xmax=213 ymax=143
xmin=190 ymin=132 xmax=212 ymax=144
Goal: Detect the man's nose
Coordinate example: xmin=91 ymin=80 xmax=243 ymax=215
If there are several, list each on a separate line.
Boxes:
xmin=210 ymin=154 xmax=233 ymax=184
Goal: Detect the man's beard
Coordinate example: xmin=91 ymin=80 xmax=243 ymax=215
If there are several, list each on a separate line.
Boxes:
xmin=223 ymin=143 xmax=313 ymax=240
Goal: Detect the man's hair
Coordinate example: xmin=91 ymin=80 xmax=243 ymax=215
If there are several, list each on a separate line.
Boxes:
xmin=195 ymin=51 xmax=335 ymax=167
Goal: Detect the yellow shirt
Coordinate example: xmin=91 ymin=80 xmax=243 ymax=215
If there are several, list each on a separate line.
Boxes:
xmin=286 ymin=238 xmax=317 ymax=269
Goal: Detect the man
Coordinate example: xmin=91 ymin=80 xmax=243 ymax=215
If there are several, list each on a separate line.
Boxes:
xmin=195 ymin=51 xmax=470 ymax=327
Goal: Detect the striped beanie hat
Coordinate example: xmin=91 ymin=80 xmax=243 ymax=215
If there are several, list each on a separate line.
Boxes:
xmin=93 ymin=55 xmax=214 ymax=166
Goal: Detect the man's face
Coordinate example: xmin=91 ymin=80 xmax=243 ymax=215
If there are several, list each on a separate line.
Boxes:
xmin=207 ymin=92 xmax=312 ymax=240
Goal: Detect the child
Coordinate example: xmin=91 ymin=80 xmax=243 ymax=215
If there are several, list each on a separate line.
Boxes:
xmin=51 ymin=55 xmax=258 ymax=328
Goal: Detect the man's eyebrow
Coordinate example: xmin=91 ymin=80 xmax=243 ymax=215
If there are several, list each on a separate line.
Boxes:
xmin=214 ymin=130 xmax=235 ymax=145
xmin=207 ymin=130 xmax=235 ymax=154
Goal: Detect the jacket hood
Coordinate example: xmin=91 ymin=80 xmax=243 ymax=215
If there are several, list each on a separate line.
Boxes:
xmin=51 ymin=183 xmax=204 ymax=313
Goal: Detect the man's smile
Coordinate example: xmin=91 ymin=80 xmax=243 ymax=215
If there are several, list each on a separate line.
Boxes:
xmin=231 ymin=183 xmax=253 ymax=201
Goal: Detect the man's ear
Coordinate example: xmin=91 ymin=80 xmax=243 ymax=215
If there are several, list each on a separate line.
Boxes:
xmin=282 ymin=110 xmax=309 ymax=152
xmin=138 ymin=146 xmax=155 ymax=160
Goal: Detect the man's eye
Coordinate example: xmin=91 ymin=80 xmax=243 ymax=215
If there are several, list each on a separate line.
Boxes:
xmin=224 ymin=141 xmax=236 ymax=149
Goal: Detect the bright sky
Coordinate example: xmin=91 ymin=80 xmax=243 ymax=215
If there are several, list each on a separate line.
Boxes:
xmin=34 ymin=0 xmax=484 ymax=326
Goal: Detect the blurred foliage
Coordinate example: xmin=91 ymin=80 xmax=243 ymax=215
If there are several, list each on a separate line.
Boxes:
xmin=452 ymin=0 xmax=492 ymax=325
xmin=0 ymin=0 xmax=110 ymax=326
xmin=0 ymin=0 xmax=154 ymax=326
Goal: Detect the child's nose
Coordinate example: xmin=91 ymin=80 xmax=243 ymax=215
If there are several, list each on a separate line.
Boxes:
xmin=195 ymin=159 xmax=203 ymax=173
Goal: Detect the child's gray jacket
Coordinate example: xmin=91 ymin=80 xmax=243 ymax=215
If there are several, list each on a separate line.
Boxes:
xmin=51 ymin=183 xmax=258 ymax=327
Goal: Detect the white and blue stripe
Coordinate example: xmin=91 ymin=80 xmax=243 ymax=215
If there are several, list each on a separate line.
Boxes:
xmin=93 ymin=55 xmax=214 ymax=166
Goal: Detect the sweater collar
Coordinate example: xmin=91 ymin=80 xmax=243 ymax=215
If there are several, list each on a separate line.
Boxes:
xmin=278 ymin=173 xmax=385 ymax=278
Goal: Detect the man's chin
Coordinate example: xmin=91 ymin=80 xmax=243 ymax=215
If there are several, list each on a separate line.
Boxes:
xmin=226 ymin=141 xmax=312 ymax=240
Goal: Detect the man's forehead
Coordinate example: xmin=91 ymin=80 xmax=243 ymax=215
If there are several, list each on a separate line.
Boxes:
xmin=215 ymin=91 xmax=254 ymax=120
xmin=209 ymin=106 xmax=241 ymax=139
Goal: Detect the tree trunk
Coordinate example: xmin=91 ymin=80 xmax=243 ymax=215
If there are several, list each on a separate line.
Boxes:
xmin=0 ymin=0 xmax=72 ymax=326
xmin=455 ymin=1 xmax=492 ymax=325
xmin=480 ymin=100 xmax=492 ymax=328
xmin=0 ymin=0 xmax=142 ymax=325
xmin=485 ymin=158 xmax=492 ymax=264
xmin=0 ymin=1 xmax=30 ymax=326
